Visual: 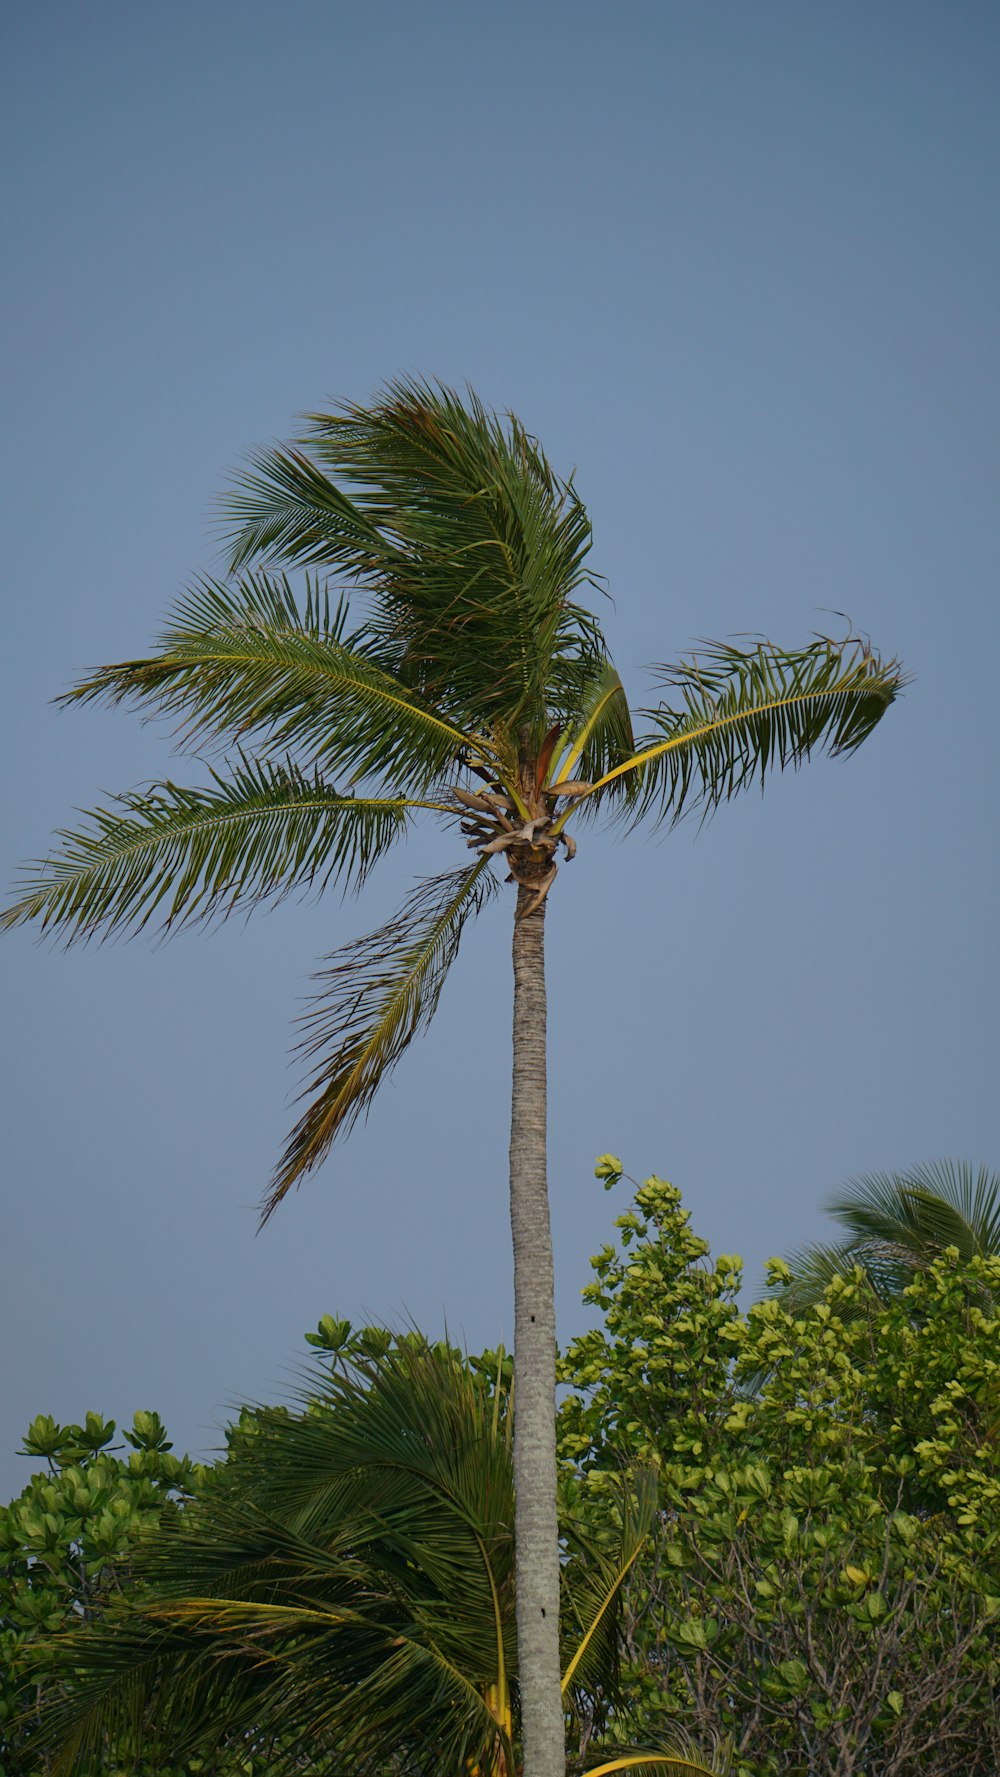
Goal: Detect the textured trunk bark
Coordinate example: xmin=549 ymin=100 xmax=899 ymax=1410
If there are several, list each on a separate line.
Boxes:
xmin=509 ymin=883 xmax=564 ymax=1777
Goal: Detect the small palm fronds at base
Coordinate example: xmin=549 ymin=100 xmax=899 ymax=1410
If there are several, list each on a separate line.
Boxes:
xmin=561 ymin=1467 xmax=658 ymax=1706
xmin=579 ymin=1730 xmax=733 ymax=1777
xmin=23 ymin=1339 xmax=666 ymax=1777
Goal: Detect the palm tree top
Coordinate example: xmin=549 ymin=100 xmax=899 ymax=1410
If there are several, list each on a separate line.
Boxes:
xmin=225 ymin=377 xmax=608 ymax=746
xmin=3 ymin=379 xmax=907 ymax=1219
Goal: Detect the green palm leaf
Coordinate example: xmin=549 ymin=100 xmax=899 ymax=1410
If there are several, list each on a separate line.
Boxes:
xmin=224 ymin=379 xmax=605 ymax=735
xmin=585 ymin=636 xmax=904 ymax=827
xmin=37 ymin=1622 xmax=279 ymax=1776
xmin=551 ymin=657 xmax=637 ymax=813
xmin=583 ymin=1741 xmax=732 ymax=1777
xmin=31 ymin=1345 xmax=517 ymax=1775
xmin=827 ymin=1160 xmax=1000 ymax=1264
xmin=63 ymin=570 xmax=495 ymax=791
xmin=774 ymin=1161 xmax=1000 ymax=1313
xmin=224 ymin=444 xmax=385 ymax=573
xmin=769 ymin=1241 xmax=885 ymax=1319
xmin=561 ymin=1468 xmax=657 ymax=1701
xmin=0 ymin=759 xmax=416 ymax=941
xmin=264 ymin=859 xmax=499 ymax=1220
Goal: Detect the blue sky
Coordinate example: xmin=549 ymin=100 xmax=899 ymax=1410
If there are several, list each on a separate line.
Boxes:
xmin=2 ymin=1 xmax=997 ymax=1496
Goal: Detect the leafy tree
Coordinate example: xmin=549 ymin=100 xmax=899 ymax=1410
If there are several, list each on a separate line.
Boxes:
xmin=29 ymin=1333 xmax=726 ymax=1777
xmin=559 ymin=1162 xmax=1000 ymax=1776
xmin=3 ymin=380 xmax=904 ymax=1777
xmin=0 ymin=1410 xmax=202 ymax=1775
xmin=775 ymin=1160 xmax=1000 ymax=1313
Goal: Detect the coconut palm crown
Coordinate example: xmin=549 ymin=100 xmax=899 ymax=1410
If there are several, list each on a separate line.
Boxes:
xmin=3 ymin=379 xmax=904 ymax=1777
xmin=5 ymin=380 xmax=903 ymax=1205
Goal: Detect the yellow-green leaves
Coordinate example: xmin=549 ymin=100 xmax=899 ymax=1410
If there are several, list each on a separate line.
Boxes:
xmin=558 ymin=1160 xmax=1000 ymax=1770
xmin=595 ymin=1154 xmax=624 ymax=1187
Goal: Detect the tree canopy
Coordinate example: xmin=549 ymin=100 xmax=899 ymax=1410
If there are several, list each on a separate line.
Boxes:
xmin=558 ymin=1161 xmax=1000 ymax=1777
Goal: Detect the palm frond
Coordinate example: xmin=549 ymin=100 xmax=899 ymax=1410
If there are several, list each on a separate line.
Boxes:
xmin=219 ymin=1344 xmax=517 ymax=1682
xmin=61 ymin=570 xmax=496 ymax=790
xmin=222 ymin=378 xmax=607 ymax=735
xmin=769 ymin=1161 xmax=1000 ymax=1311
xmin=32 ymin=1344 xmax=518 ymax=1776
xmin=224 ymin=445 xmax=384 ymax=573
xmin=585 ymin=636 xmax=905 ymax=827
xmin=551 ymin=657 xmax=637 ymax=814
xmin=561 ymin=1467 xmax=657 ymax=1699
xmin=263 ymin=859 xmax=499 ymax=1219
xmin=30 ymin=1616 xmax=281 ymax=1776
xmin=827 ymin=1161 xmax=1000 ymax=1265
xmin=0 ymin=759 xmax=415 ymax=942
xmin=37 ymin=1606 xmax=502 ymax=1777
xmin=771 ymin=1241 xmax=888 ymax=1317
xmin=582 ymin=1738 xmax=732 ymax=1777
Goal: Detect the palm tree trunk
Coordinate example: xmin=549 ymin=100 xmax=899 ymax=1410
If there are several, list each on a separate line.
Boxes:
xmin=509 ymin=884 xmax=564 ymax=1777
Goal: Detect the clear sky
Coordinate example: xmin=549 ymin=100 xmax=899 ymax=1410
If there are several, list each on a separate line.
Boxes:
xmin=2 ymin=1 xmax=998 ymax=1498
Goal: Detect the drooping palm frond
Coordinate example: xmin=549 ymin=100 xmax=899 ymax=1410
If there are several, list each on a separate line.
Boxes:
xmin=581 ymin=637 xmax=904 ymax=828
xmin=62 ymin=571 xmax=496 ymax=791
xmin=0 ymin=759 xmax=418 ymax=942
xmin=263 ymin=859 xmax=499 ymax=1220
xmin=30 ymin=1346 xmax=516 ymax=1774
xmin=35 ymin=1617 xmax=289 ymax=1777
xmin=38 ymin=1592 xmax=506 ymax=1777
xmin=223 ymin=379 xmax=605 ymax=737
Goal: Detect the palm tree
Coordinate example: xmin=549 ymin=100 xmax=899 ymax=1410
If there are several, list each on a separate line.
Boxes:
xmin=775 ymin=1160 xmax=1000 ymax=1312
xmin=3 ymin=379 xmax=903 ymax=1777
xmin=34 ymin=1339 xmax=727 ymax=1777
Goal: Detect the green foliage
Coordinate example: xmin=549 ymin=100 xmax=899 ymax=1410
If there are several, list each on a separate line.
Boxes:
xmin=0 ymin=1411 xmax=203 ymax=1775
xmin=777 ymin=1160 xmax=1000 ymax=1313
xmin=21 ymin=1337 xmax=722 ymax=1777
xmin=558 ymin=1166 xmax=1000 ymax=1776
xmin=614 ymin=637 xmax=903 ymax=832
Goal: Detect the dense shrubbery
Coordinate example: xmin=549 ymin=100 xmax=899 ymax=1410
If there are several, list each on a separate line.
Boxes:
xmin=4 ymin=1167 xmax=997 ymax=1774
xmin=0 ymin=1412 xmax=203 ymax=1775
xmin=3 ymin=1331 xmax=715 ymax=1777
xmin=558 ymin=1164 xmax=1000 ymax=1776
